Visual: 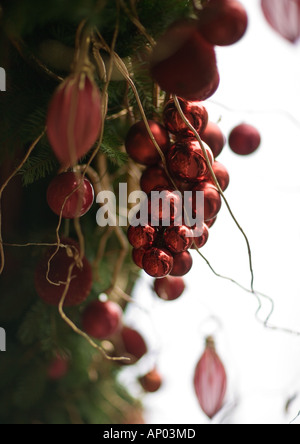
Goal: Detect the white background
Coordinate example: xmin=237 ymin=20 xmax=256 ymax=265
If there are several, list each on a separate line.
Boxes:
xmin=121 ymin=0 xmax=300 ymax=425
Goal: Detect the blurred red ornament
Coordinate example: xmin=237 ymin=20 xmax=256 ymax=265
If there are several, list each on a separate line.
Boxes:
xmin=170 ymin=251 xmax=193 ymax=277
xmin=139 ymin=369 xmax=163 ymax=393
xmin=163 ymin=97 xmax=208 ymax=136
xmin=82 ymin=300 xmax=122 ymax=340
xmin=121 ymin=326 xmax=148 ymax=362
xmin=47 ymin=355 xmax=69 ymax=380
xmin=125 ymin=121 xmax=170 ymax=166
xmin=140 ymin=165 xmax=172 ymax=194
xmin=261 ymin=0 xmax=300 ymax=44
xmin=132 ymin=248 xmax=147 ymax=269
xmin=150 ymin=20 xmax=220 ymax=101
xmin=229 ymin=123 xmax=261 ymax=155
xmin=35 ymin=238 xmax=92 ymax=307
xmin=164 ymin=225 xmax=193 ymax=253
xmin=192 ymin=182 xmax=222 ymax=221
xmin=201 ymin=121 xmax=226 ymax=159
xmin=47 ymin=172 xmax=94 ymax=219
xmin=208 ymin=161 xmax=230 ymax=192
xmin=191 ymin=224 xmax=209 ymax=250
xmin=47 ymin=73 xmax=102 ymax=167
xmin=143 ymin=248 xmax=174 ymax=278
xmin=127 ymin=224 xmax=157 ymax=249
xmin=154 ymin=276 xmax=186 ymax=301
xmin=197 ymin=0 xmax=248 ymax=46
xmin=167 ymin=139 xmax=213 ymax=183
xmin=194 ymin=336 xmax=227 ymax=419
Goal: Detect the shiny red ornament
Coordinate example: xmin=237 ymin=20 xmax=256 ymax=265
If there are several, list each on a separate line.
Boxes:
xmin=148 ymin=189 xmax=182 ymax=227
xmin=47 ymin=73 xmax=102 ymax=167
xmin=170 ymin=251 xmax=193 ymax=277
xmin=143 ymin=248 xmax=174 ymax=278
xmin=194 ymin=336 xmax=227 ymax=419
xmin=125 ymin=120 xmax=170 ymax=166
xmin=197 ymin=0 xmax=248 ymax=46
xmin=167 ymin=139 xmax=213 ymax=183
xmin=208 ymin=161 xmax=230 ymax=192
xmin=127 ymin=225 xmax=157 ymax=249
xmin=192 ymin=182 xmax=222 ymax=221
xmin=150 ymin=20 xmax=220 ymax=101
xmin=201 ymin=121 xmax=226 ymax=159
xmin=47 ymin=172 xmax=94 ymax=219
xmin=47 ymin=355 xmax=69 ymax=380
xmin=132 ymin=248 xmax=147 ymax=269
xmin=82 ymin=300 xmax=122 ymax=340
xmin=261 ymin=0 xmax=300 ymax=44
xmin=140 ymin=165 xmax=172 ymax=194
xmin=191 ymin=224 xmax=209 ymax=250
xmin=229 ymin=123 xmax=261 ymax=155
xmin=120 ymin=326 xmax=148 ymax=364
xmin=164 ymin=225 xmax=193 ymax=253
xmin=154 ymin=276 xmax=186 ymax=301
xmin=139 ymin=369 xmax=163 ymax=393
xmin=206 ymin=216 xmax=217 ymax=229
xmin=163 ymin=97 xmax=208 ymax=136
xmin=35 ymin=238 xmax=92 ymax=307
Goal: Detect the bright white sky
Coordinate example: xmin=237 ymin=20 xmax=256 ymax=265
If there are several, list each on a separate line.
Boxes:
xmin=120 ymin=0 xmax=300 ymax=425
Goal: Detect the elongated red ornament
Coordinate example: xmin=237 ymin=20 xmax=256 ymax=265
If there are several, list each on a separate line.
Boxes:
xmin=47 ymin=72 xmax=102 ymax=167
xmin=194 ymin=336 xmax=227 ymax=419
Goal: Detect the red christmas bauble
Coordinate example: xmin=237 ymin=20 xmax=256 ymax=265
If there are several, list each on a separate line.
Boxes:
xmin=47 ymin=355 xmax=69 ymax=380
xmin=167 ymin=139 xmax=213 ymax=183
xmin=121 ymin=326 xmax=148 ymax=361
xmin=82 ymin=300 xmax=122 ymax=340
xmin=127 ymin=225 xmax=157 ymax=249
xmin=197 ymin=0 xmax=248 ymax=46
xmin=229 ymin=123 xmax=261 ymax=155
xmin=207 ymin=161 xmax=230 ymax=192
xmin=148 ymin=189 xmax=182 ymax=227
xmin=35 ymin=238 xmax=92 ymax=307
xmin=170 ymin=251 xmax=193 ymax=277
xmin=191 ymin=182 xmax=222 ymax=221
xmin=194 ymin=336 xmax=227 ymax=419
xmin=132 ymin=248 xmax=147 ymax=269
xmin=154 ymin=276 xmax=186 ymax=301
xmin=206 ymin=216 xmax=217 ymax=229
xmin=164 ymin=225 xmax=193 ymax=253
xmin=125 ymin=120 xmax=170 ymax=166
xmin=140 ymin=165 xmax=172 ymax=194
xmin=191 ymin=224 xmax=209 ymax=250
xmin=201 ymin=121 xmax=226 ymax=158
xmin=150 ymin=20 xmax=220 ymax=101
xmin=139 ymin=369 xmax=163 ymax=393
xmin=47 ymin=73 xmax=102 ymax=167
xmin=163 ymin=97 xmax=208 ymax=136
xmin=142 ymin=248 xmax=174 ymax=278
xmin=47 ymin=172 xmax=94 ymax=219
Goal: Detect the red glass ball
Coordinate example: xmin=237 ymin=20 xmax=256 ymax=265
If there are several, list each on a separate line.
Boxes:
xmin=121 ymin=326 xmax=148 ymax=361
xmin=139 ymin=369 xmax=163 ymax=393
xmin=229 ymin=123 xmax=261 ymax=155
xmin=167 ymin=139 xmax=213 ymax=183
xmin=142 ymin=248 xmax=174 ymax=278
xmin=197 ymin=0 xmax=248 ymax=46
xmin=208 ymin=161 xmax=230 ymax=192
xmin=150 ymin=20 xmax=220 ymax=101
xmin=82 ymin=300 xmax=122 ymax=340
xmin=192 ymin=182 xmax=222 ymax=221
xmin=170 ymin=251 xmax=193 ymax=277
xmin=47 ymin=172 xmax=94 ymax=219
xmin=132 ymin=248 xmax=147 ymax=269
xmin=140 ymin=165 xmax=172 ymax=194
xmin=35 ymin=238 xmax=92 ymax=307
xmin=148 ymin=189 xmax=182 ymax=227
xmin=201 ymin=121 xmax=226 ymax=158
xmin=127 ymin=225 xmax=157 ymax=249
xmin=206 ymin=216 xmax=217 ymax=229
xmin=164 ymin=225 xmax=193 ymax=253
xmin=163 ymin=97 xmax=208 ymax=136
xmin=125 ymin=120 xmax=170 ymax=166
xmin=154 ymin=276 xmax=186 ymax=301
xmin=191 ymin=224 xmax=209 ymax=250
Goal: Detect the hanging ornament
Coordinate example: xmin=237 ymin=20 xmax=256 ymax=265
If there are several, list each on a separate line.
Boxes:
xmin=120 ymin=326 xmax=148 ymax=364
xmin=47 ymin=72 xmax=102 ymax=167
xmin=167 ymin=139 xmax=213 ymax=183
xmin=208 ymin=161 xmax=230 ymax=192
xmin=191 ymin=182 xmax=222 ymax=221
xmin=150 ymin=20 xmax=220 ymax=101
xmin=201 ymin=121 xmax=226 ymax=159
xmin=148 ymin=189 xmax=182 ymax=227
xmin=139 ymin=368 xmax=163 ymax=393
xmin=163 ymin=97 xmax=208 ymax=137
xmin=191 ymin=224 xmax=209 ymax=250
xmin=125 ymin=120 xmax=170 ymax=166
xmin=132 ymin=248 xmax=148 ymax=269
xmin=140 ymin=165 xmax=172 ymax=194
xmin=229 ymin=123 xmax=261 ymax=155
xmin=170 ymin=251 xmax=193 ymax=277
xmin=142 ymin=248 xmax=174 ymax=278
xmin=164 ymin=225 xmax=193 ymax=253
xmin=261 ymin=0 xmax=300 ymax=44
xmin=197 ymin=0 xmax=248 ymax=46
xmin=206 ymin=216 xmax=217 ymax=229
xmin=35 ymin=238 xmax=92 ymax=307
xmin=81 ymin=300 xmax=122 ymax=340
xmin=47 ymin=172 xmax=94 ymax=219
xmin=127 ymin=225 xmax=157 ymax=249
xmin=154 ymin=276 xmax=186 ymax=301
xmin=194 ymin=336 xmax=227 ymax=419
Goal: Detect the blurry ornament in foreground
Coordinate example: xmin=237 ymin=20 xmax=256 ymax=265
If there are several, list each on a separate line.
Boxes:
xmin=261 ymin=0 xmax=300 ymax=44
xmin=154 ymin=276 xmax=186 ymax=301
xmin=194 ymin=336 xmax=227 ymax=419
xmin=229 ymin=123 xmax=261 ymax=155
xmin=139 ymin=368 xmax=163 ymax=393
xmin=81 ymin=300 xmax=122 ymax=340
xmin=47 ymin=72 xmax=102 ymax=167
